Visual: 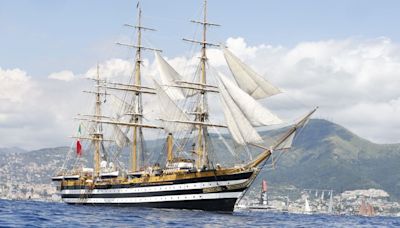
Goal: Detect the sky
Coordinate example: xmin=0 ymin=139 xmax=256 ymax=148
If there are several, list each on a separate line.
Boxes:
xmin=1 ymin=0 xmax=400 ymax=149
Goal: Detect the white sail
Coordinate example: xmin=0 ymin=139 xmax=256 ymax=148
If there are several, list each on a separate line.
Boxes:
xmin=217 ymin=77 xmax=263 ymax=145
xmin=275 ymin=131 xmax=295 ymax=150
xmin=155 ymin=52 xmax=185 ymax=100
xmin=222 ymin=47 xmax=281 ymax=99
xmin=109 ymin=95 xmax=135 ymax=116
xmin=112 ymin=125 xmax=130 ymax=148
xmin=153 ymin=80 xmax=191 ymax=133
xmin=218 ymin=72 xmax=283 ymax=126
xmin=328 ymin=191 xmax=333 ymax=214
xmin=108 ymin=95 xmax=132 ymax=148
xmin=304 ymin=198 xmax=312 ymax=213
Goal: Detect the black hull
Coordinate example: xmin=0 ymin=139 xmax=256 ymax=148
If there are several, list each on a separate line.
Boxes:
xmin=67 ymin=198 xmax=238 ymax=212
xmin=60 ymin=170 xmax=255 ymax=212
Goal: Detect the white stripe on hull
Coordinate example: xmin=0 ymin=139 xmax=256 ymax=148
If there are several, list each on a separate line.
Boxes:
xmin=61 ymin=179 xmax=248 ymax=195
xmin=63 ymin=192 xmax=242 ymax=204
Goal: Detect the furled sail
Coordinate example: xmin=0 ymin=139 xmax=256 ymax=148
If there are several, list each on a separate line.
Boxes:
xmin=222 ymin=47 xmax=281 ymax=99
xmin=217 ymin=77 xmax=263 ymax=145
xmin=155 ymin=52 xmax=185 ymax=100
xmin=153 ymin=80 xmax=191 ymax=133
xmin=218 ymin=72 xmax=283 ymax=126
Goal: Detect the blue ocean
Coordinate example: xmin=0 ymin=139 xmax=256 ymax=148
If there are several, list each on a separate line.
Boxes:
xmin=0 ymin=199 xmax=398 ymax=227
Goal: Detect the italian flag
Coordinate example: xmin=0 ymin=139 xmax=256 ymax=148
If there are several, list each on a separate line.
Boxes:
xmin=76 ymin=140 xmax=82 ymax=156
xmin=76 ymin=124 xmax=82 ymax=156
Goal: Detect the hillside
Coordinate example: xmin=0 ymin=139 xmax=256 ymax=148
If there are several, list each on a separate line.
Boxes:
xmin=264 ymin=119 xmax=400 ymax=200
xmin=0 ymin=119 xmax=399 ymax=200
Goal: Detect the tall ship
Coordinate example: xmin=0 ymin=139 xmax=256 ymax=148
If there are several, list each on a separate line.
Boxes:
xmin=52 ymin=0 xmax=317 ymax=212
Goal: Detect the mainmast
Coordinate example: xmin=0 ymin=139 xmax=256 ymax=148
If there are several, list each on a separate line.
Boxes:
xmin=83 ymin=4 xmax=161 ymax=174
xmin=184 ymin=0 xmax=219 ymax=169
xmin=198 ymin=0 xmax=208 ymax=170
xmin=132 ymin=6 xmax=143 ymax=173
xmin=115 ymin=2 xmax=160 ymax=172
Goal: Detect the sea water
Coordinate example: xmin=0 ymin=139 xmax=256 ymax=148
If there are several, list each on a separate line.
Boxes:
xmin=0 ymin=199 xmax=398 ymax=227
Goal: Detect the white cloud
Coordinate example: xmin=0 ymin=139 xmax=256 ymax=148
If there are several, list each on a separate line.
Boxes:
xmin=1 ymin=36 xmax=400 ymax=149
xmin=0 ymin=67 xmax=90 ymax=149
xmin=219 ymin=37 xmax=400 ymax=143
xmin=48 ymin=70 xmax=76 ymax=81
xmin=150 ymin=37 xmax=400 ymax=144
xmin=0 ymin=67 xmax=35 ymax=102
xmin=85 ymin=58 xmax=133 ymax=80
xmin=226 ymin=37 xmax=260 ymax=59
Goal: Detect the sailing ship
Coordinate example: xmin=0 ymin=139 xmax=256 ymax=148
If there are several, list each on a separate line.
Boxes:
xmin=51 ymin=0 xmax=317 ymax=212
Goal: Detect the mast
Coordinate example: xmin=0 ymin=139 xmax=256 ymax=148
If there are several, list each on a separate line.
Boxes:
xmin=75 ymin=66 xmax=111 ymax=177
xmin=115 ymin=2 xmax=160 ymax=172
xmin=167 ymin=133 xmax=173 ymax=163
xmin=183 ymin=0 xmax=219 ymax=169
xmin=198 ymin=0 xmax=207 ymax=169
xmin=94 ymin=64 xmax=102 ymax=177
xmin=201 ymin=0 xmax=207 ymax=85
xmin=132 ymin=6 xmax=143 ymax=172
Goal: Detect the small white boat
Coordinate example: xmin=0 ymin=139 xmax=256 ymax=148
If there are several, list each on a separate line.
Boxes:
xmin=100 ymin=171 xmax=119 ymax=178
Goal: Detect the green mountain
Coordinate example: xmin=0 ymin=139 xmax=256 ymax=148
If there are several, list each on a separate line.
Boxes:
xmin=264 ymin=119 xmax=400 ymax=200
